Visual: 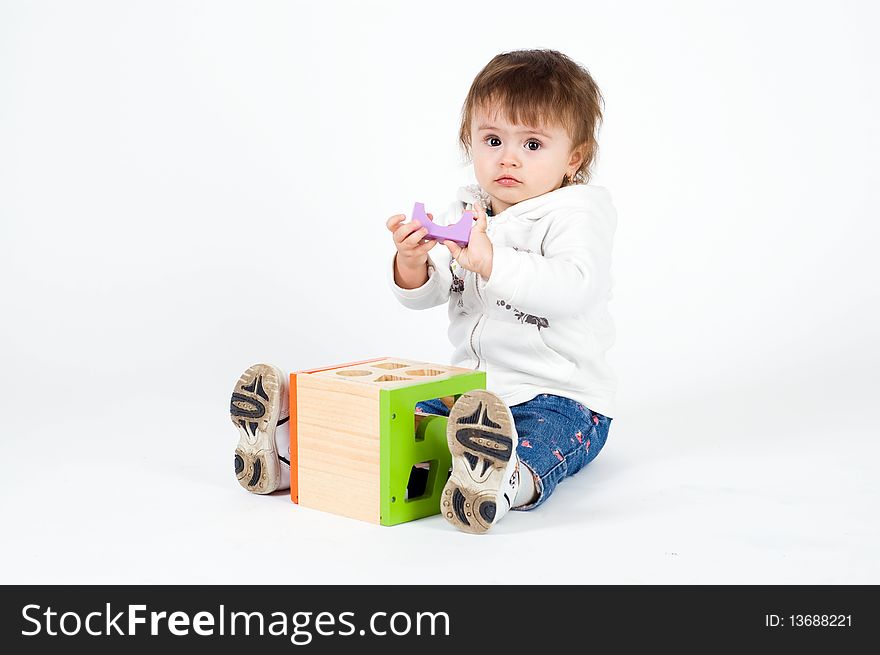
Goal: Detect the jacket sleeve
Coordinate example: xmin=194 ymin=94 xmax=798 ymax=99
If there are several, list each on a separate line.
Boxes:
xmin=388 ymin=248 xmax=452 ymax=309
xmin=480 ymin=207 xmax=615 ymax=319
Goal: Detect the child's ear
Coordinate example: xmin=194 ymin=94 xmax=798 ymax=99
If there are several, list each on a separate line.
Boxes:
xmin=568 ymin=146 xmax=586 ymax=170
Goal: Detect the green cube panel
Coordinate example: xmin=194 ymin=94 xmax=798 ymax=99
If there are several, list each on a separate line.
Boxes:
xmin=379 ymin=371 xmax=485 ymax=526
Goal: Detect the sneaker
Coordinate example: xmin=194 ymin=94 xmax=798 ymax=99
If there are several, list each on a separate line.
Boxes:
xmin=229 ymin=363 xmax=290 ymax=494
xmin=441 ymin=390 xmax=520 ymax=534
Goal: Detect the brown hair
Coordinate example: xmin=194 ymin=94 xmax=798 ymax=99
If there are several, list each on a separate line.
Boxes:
xmin=459 ymin=49 xmax=604 ymax=185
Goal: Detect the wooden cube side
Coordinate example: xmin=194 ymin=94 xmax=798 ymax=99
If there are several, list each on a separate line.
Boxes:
xmin=290 ymin=358 xmax=386 ymax=504
xmin=295 ymin=373 xmax=382 ymax=524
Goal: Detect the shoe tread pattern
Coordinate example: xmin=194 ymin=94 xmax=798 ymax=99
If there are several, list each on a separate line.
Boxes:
xmin=230 ymin=364 xmax=283 ymax=494
xmin=442 ymin=391 xmax=515 ymax=534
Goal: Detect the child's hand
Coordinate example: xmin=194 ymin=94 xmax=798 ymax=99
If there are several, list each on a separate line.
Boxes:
xmin=443 ymin=203 xmax=493 ymax=279
xmin=387 ymin=212 xmax=439 ymax=273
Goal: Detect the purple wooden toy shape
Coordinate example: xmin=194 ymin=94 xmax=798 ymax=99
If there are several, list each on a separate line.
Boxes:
xmin=411 ymin=202 xmax=474 ymax=247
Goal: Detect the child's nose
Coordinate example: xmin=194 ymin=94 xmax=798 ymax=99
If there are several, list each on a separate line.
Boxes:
xmin=499 ymin=145 xmax=521 ymax=166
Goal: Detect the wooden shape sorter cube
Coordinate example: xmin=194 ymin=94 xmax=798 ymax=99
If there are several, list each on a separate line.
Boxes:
xmin=290 ymin=357 xmax=485 ymax=526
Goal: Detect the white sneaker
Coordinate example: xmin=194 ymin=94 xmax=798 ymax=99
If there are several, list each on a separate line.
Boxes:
xmin=441 ymin=390 xmax=520 ymax=534
xmin=229 ymin=363 xmax=291 ymax=494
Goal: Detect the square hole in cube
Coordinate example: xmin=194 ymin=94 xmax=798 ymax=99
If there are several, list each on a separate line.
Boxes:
xmin=406 ymin=460 xmax=435 ymax=501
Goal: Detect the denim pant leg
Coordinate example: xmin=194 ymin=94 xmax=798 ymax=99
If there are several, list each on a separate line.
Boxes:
xmin=416 ymin=394 xmax=611 ymax=510
xmin=510 ymin=394 xmax=612 ymax=511
xmin=415 ymin=398 xmax=451 ymax=417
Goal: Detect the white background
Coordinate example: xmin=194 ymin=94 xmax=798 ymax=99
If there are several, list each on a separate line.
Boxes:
xmin=1 ymin=0 xmax=878 ymax=584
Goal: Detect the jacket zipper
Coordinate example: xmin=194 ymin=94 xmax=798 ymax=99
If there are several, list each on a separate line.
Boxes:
xmin=468 ymin=205 xmax=494 ymax=369
xmin=469 ymin=271 xmax=484 ymax=368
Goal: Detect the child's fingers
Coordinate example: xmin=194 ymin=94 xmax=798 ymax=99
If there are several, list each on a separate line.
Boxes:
xmin=417 ymin=238 xmax=439 ymax=253
xmin=402 ymin=226 xmax=428 ymax=247
xmin=394 ymin=221 xmax=424 ymax=244
xmin=386 ymin=214 xmax=406 ymax=231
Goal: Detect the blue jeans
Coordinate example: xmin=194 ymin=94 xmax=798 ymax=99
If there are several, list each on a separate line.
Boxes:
xmin=416 ymin=393 xmax=612 ymax=510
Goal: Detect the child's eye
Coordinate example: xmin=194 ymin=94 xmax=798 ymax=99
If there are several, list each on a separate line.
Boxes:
xmin=486 ymin=136 xmax=502 ymax=147
xmin=525 ymin=140 xmax=541 ymax=151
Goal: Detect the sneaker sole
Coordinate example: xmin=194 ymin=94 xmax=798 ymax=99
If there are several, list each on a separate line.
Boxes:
xmin=230 ymin=364 xmax=283 ymax=494
xmin=441 ymin=390 xmax=516 ymax=534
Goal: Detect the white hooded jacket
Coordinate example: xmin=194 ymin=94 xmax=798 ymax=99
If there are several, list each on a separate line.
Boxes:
xmin=389 ymin=183 xmax=618 ymax=418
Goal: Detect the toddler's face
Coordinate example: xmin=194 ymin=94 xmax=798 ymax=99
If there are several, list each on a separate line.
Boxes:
xmin=470 ymin=107 xmax=583 ymax=214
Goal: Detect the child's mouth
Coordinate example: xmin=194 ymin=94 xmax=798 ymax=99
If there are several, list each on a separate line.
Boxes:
xmin=496 ymin=177 xmax=521 ymax=187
